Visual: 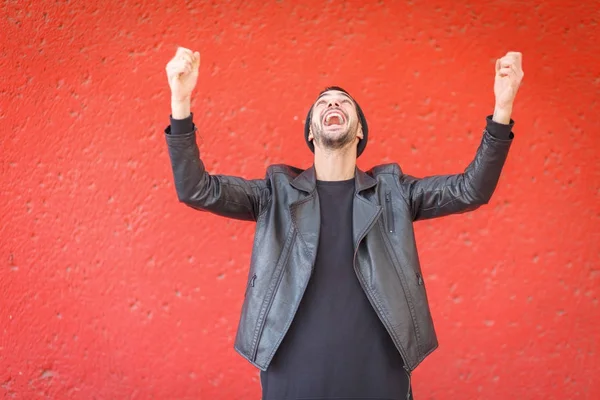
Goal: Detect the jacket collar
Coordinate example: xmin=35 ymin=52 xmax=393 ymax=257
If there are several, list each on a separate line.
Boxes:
xmin=290 ymin=165 xmax=378 ymax=194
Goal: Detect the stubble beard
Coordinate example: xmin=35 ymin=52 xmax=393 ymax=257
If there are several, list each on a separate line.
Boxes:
xmin=310 ymin=120 xmax=356 ymax=151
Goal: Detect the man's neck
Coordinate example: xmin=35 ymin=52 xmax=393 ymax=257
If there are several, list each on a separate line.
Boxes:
xmin=313 ymin=147 xmax=357 ymax=181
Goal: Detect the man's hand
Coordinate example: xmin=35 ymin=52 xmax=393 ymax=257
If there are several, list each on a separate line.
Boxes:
xmin=493 ymin=51 xmax=524 ymax=124
xmin=166 ymin=47 xmax=200 ymax=119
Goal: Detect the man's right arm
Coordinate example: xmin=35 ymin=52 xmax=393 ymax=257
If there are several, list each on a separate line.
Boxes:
xmin=164 ymin=113 xmax=271 ymax=221
xmin=164 ymin=47 xmax=271 ymax=221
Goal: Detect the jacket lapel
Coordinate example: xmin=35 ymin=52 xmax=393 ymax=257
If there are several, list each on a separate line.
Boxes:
xmin=290 ymin=166 xmax=320 ymax=257
xmin=352 ymin=168 xmax=381 ymax=250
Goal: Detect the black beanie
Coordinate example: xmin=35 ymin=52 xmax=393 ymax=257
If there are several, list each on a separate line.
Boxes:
xmin=304 ymin=87 xmax=368 ymax=157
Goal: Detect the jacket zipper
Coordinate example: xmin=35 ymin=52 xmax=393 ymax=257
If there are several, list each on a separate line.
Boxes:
xmin=385 ymin=191 xmax=395 ymax=233
xmin=251 ymin=230 xmax=296 ymax=361
xmin=245 ymin=274 xmax=257 ymax=297
xmin=379 ymin=223 xmax=422 ymax=366
xmin=352 ymin=207 xmax=412 ymax=374
xmin=404 ymin=366 xmax=412 ymax=399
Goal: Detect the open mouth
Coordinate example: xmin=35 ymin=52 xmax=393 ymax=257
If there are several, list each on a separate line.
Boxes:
xmin=322 ymin=110 xmax=346 ymax=127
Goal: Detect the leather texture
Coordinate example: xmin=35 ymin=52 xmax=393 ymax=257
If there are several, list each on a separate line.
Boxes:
xmin=164 ymin=121 xmax=513 ymax=373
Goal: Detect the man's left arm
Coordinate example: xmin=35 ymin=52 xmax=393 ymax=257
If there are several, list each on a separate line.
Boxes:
xmin=400 ymin=52 xmax=524 ymax=221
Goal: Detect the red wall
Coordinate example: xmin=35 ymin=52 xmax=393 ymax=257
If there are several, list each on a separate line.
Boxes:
xmin=1 ymin=1 xmax=598 ymax=399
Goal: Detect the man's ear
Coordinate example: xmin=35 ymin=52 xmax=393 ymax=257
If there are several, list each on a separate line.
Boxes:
xmin=356 ymin=124 xmax=364 ymax=140
xmin=308 ymin=127 xmax=314 ymax=142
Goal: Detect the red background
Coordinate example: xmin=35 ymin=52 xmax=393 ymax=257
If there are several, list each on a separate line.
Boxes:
xmin=1 ymin=0 xmax=598 ymax=399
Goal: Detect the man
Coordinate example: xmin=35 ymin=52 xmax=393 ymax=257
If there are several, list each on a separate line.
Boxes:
xmin=164 ymin=48 xmax=523 ymax=399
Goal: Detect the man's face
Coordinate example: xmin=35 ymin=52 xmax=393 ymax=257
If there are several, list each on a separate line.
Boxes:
xmin=308 ymin=90 xmax=363 ymax=152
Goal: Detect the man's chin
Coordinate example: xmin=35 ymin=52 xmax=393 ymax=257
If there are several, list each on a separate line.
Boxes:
xmin=317 ymin=131 xmax=355 ymax=150
xmin=322 ymin=126 xmax=349 ymax=139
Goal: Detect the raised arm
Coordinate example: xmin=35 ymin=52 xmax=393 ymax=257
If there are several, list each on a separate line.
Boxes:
xmin=164 ymin=47 xmax=271 ymax=221
xmin=402 ymin=51 xmax=524 ymax=221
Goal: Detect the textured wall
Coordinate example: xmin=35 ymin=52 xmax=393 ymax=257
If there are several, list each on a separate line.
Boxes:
xmin=1 ymin=0 xmax=598 ymax=399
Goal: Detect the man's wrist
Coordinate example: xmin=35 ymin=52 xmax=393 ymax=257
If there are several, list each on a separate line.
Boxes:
xmin=492 ymin=105 xmax=513 ymax=125
xmin=486 ymin=108 xmax=515 ymax=140
xmin=171 ymin=97 xmax=191 ymax=120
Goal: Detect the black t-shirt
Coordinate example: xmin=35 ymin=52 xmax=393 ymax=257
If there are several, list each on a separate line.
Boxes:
xmin=260 ymin=178 xmax=410 ymax=400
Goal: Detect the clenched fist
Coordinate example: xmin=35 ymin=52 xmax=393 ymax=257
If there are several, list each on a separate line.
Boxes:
xmin=494 ymin=52 xmax=524 ymax=114
xmin=166 ymin=47 xmax=201 ymax=104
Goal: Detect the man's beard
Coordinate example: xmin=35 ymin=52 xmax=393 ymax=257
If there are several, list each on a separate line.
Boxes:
xmin=310 ymin=121 xmax=356 ymax=151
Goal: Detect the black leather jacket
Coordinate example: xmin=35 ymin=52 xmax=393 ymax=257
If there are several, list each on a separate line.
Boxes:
xmin=164 ymin=115 xmax=514 ymax=373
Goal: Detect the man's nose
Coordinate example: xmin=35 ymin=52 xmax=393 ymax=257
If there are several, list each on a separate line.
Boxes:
xmin=327 ymin=100 xmax=340 ymax=108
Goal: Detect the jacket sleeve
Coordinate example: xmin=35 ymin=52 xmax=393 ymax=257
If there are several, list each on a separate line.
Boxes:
xmin=399 ymin=115 xmax=514 ymax=221
xmin=164 ymin=117 xmax=271 ymax=221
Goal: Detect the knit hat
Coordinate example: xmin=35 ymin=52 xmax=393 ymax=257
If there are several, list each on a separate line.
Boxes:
xmin=304 ymin=86 xmax=368 ymax=157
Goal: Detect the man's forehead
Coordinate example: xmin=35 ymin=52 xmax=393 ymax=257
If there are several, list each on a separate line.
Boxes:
xmin=316 ymin=90 xmax=354 ymax=101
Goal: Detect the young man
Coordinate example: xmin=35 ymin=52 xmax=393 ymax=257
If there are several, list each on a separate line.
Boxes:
xmin=164 ymin=48 xmax=523 ymax=400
